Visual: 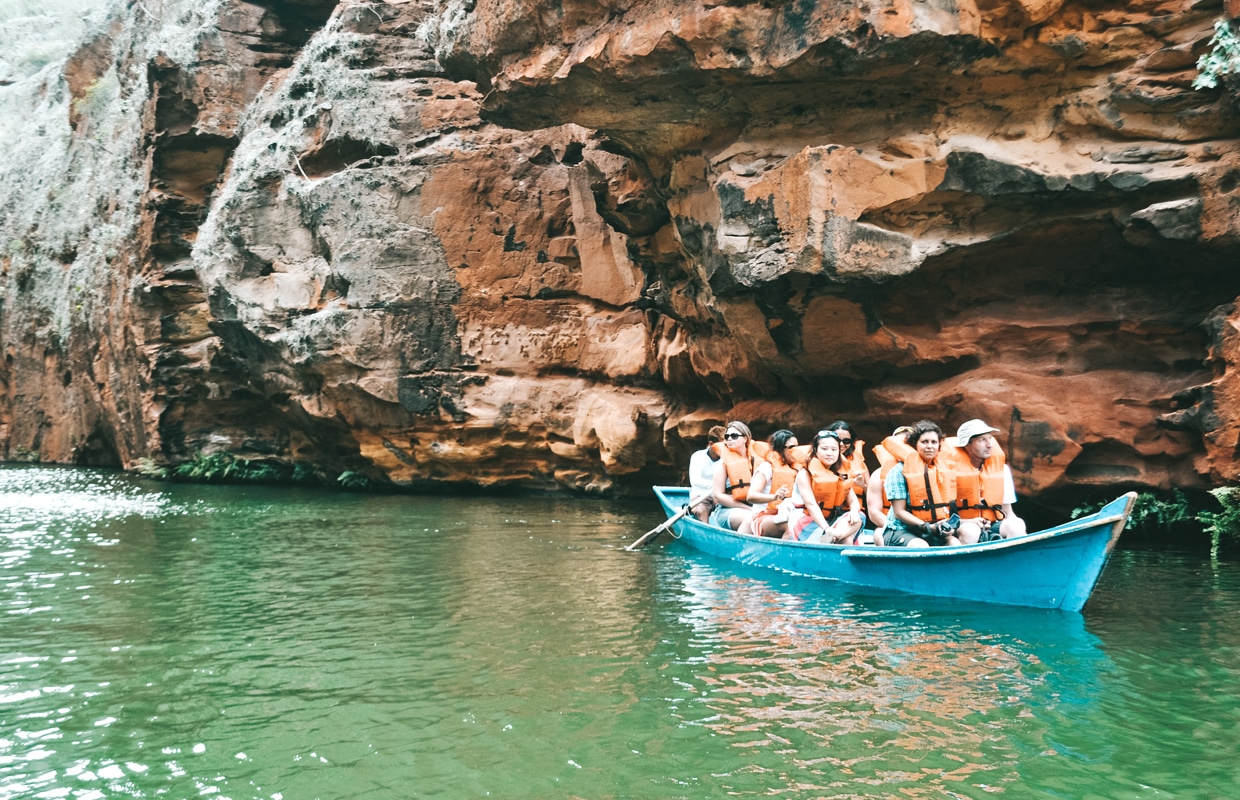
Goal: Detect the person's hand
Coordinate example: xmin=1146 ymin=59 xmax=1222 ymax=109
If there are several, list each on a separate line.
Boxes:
xmin=921 ymin=521 xmax=948 ymax=544
xmin=775 ymin=486 xmax=789 ymax=500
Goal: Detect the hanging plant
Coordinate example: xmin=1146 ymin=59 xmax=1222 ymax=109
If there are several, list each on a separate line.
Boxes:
xmin=1194 ymin=18 xmax=1240 ymax=89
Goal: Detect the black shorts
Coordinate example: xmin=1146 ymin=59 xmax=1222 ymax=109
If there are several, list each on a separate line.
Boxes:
xmin=978 ymin=519 xmax=1004 ymax=541
xmin=882 ymin=526 xmax=923 ymax=547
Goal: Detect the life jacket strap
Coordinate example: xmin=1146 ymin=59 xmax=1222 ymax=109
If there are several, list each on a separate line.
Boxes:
xmin=923 ymin=470 xmax=944 ymax=522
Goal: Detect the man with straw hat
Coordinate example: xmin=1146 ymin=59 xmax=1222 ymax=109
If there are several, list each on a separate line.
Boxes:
xmin=940 ymin=419 xmax=1028 ymax=540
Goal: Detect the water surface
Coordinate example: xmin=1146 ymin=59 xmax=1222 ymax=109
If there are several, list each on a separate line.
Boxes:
xmin=1 ymin=466 xmax=1238 ymax=798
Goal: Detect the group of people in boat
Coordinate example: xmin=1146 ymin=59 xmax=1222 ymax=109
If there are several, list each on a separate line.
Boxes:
xmin=686 ymin=418 xmax=1027 ymax=547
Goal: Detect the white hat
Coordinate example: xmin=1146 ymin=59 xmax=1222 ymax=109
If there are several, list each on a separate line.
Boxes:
xmin=956 ymin=419 xmax=1000 ymax=446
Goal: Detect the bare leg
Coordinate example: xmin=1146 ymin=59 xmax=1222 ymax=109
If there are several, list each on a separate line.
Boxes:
xmin=957 ymin=520 xmax=983 ymax=544
xmin=758 ymin=517 xmax=788 ymax=538
xmin=1001 ymin=517 xmax=1028 ymax=537
xmin=830 ymin=514 xmax=864 ymax=544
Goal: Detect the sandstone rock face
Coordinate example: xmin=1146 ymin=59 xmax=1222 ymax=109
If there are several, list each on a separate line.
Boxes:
xmin=2 ymin=0 xmax=1240 ymax=506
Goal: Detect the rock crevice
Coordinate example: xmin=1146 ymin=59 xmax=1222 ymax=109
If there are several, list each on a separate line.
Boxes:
xmin=3 ymin=0 xmax=1240 ymax=503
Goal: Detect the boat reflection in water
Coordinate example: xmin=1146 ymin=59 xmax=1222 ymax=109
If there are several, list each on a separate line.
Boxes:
xmin=660 ymin=557 xmax=1114 ymax=797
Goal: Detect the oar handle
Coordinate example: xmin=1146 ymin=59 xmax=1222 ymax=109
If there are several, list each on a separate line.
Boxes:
xmin=626 ymin=505 xmax=690 ymax=551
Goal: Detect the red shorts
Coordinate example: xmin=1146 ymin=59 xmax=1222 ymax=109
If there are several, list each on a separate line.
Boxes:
xmin=787 ymin=512 xmax=819 ymax=541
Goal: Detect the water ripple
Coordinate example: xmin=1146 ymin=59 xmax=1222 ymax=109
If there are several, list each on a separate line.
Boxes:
xmin=2 ymin=470 xmax=1240 ymax=798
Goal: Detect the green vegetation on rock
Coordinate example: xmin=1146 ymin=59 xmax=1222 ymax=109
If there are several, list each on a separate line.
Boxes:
xmin=140 ymin=452 xmax=316 ymax=485
xmin=136 ymin=452 xmax=377 ymax=491
xmin=1074 ymin=489 xmax=1240 ymax=557
xmin=1195 ymin=18 xmax=1240 ymax=90
xmin=1073 ymin=490 xmax=1199 ymax=533
xmin=1199 ymin=487 xmax=1240 ymax=540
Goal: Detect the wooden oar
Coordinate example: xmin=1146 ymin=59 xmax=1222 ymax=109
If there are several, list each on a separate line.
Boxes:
xmin=626 ymin=505 xmax=690 ymax=551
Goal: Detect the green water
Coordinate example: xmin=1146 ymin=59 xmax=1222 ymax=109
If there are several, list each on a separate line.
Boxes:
xmin=2 ymin=467 xmax=1239 ymax=799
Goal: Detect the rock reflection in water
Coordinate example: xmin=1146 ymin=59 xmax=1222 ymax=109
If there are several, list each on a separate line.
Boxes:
xmin=667 ymin=560 xmax=1111 ymax=796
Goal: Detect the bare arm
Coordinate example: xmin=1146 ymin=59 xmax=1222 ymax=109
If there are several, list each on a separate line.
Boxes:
xmin=745 ymin=467 xmax=783 ymax=506
xmin=889 ymin=497 xmax=926 ymax=532
xmin=865 ymin=471 xmax=886 ymax=528
xmin=851 ymin=459 xmax=870 ymax=492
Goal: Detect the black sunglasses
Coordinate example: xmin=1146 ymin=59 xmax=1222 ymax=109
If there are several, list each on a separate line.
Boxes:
xmin=724 ymin=432 xmax=744 ymax=441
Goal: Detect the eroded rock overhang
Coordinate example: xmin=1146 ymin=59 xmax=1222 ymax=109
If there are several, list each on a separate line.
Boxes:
xmin=429 ymin=0 xmax=1240 ymax=497
xmin=6 ymin=0 xmax=1240 ymax=503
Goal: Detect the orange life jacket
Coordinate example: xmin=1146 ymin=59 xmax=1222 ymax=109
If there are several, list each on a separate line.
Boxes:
xmin=712 ymin=440 xmax=770 ymax=502
xmin=787 ymin=443 xmax=812 ymax=470
xmin=901 ymin=454 xmax=956 ymax=523
xmin=806 ymin=459 xmax=852 ymax=516
xmin=874 ymin=437 xmax=915 ymax=517
xmin=764 ymin=451 xmax=800 ymax=511
xmin=939 ymin=437 xmax=1007 ymax=521
xmin=846 ymin=442 xmax=867 ymax=500
xmin=875 ymin=435 xmax=917 ymax=479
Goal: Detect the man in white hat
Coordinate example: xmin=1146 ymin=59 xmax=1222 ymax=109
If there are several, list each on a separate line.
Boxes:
xmin=940 ymin=419 xmax=1027 ymax=539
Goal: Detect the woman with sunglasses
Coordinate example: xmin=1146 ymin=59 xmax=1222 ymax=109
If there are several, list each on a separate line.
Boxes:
xmin=826 ymin=420 xmax=870 ymax=504
xmin=786 ymin=430 xmax=864 ymax=544
xmin=737 ymin=430 xmax=800 ymax=537
xmin=709 ymin=422 xmax=771 ymax=530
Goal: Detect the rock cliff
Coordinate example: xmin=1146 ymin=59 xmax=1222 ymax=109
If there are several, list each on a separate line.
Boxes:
xmin=2 ymin=0 xmax=1240 ymax=505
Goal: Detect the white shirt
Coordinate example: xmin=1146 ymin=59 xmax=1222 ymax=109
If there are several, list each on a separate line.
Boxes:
xmin=688 ymin=448 xmax=716 ymax=505
xmin=1002 ymin=465 xmax=1017 ymax=505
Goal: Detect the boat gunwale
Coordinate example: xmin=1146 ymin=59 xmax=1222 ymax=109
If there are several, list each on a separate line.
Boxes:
xmin=653 ymin=486 xmax=1134 ymax=560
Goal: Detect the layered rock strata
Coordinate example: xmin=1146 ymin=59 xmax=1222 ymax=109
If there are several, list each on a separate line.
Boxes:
xmin=2 ymin=0 xmax=1240 ymax=505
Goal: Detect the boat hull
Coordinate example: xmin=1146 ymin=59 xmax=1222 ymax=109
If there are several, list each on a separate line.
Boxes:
xmin=652 ymin=487 xmax=1135 ymax=612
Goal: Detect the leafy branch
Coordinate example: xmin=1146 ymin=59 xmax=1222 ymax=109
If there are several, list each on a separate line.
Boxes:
xmin=1074 ymin=488 xmax=1240 ymax=551
xmin=1195 ymin=18 xmax=1240 ymax=90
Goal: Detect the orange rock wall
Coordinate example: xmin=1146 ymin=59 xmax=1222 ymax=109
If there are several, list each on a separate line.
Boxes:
xmin=1 ymin=0 xmax=1240 ymax=508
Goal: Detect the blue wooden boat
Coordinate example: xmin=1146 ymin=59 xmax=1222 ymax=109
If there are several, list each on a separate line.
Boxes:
xmin=650 ymin=487 xmax=1136 ymax=612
